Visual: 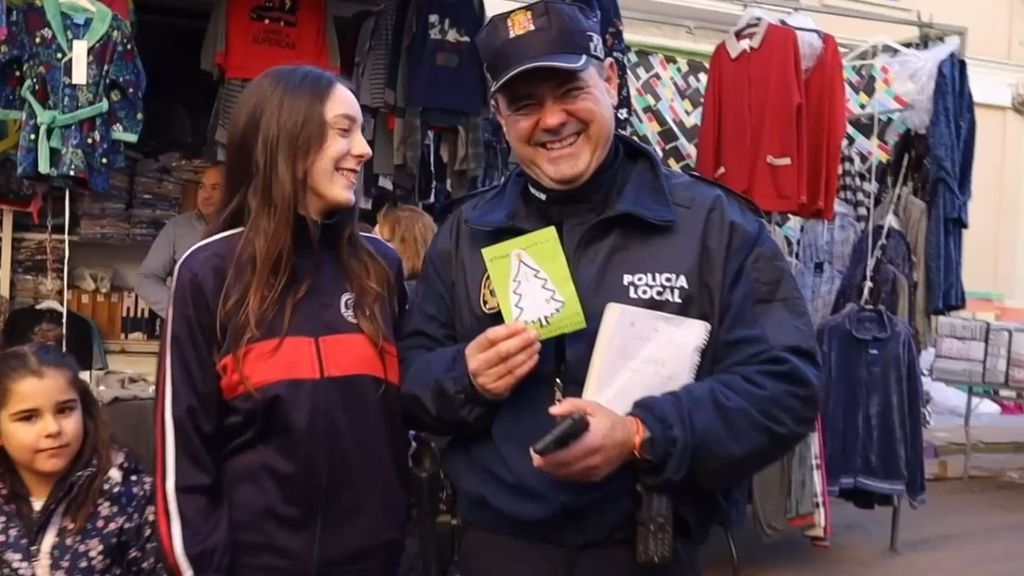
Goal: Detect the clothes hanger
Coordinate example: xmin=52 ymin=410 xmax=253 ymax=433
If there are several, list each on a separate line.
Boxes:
xmin=844 ymin=35 xmax=923 ymax=65
xmin=731 ymin=7 xmax=777 ymax=35
xmin=35 ymin=299 xmax=66 ymax=313
xmin=782 ymin=11 xmax=825 ymax=38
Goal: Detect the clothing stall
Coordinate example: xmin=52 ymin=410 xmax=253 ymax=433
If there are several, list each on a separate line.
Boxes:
xmin=0 ymin=0 xmax=510 ymax=474
xmin=0 ymin=0 xmax=986 ymax=570
xmin=611 ymin=2 xmax=972 ymax=559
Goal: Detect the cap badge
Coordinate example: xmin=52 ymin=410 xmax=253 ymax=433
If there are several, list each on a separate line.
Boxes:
xmin=506 ymin=9 xmax=536 ymax=38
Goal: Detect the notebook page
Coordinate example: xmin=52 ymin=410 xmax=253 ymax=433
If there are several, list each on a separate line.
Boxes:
xmin=582 ymin=303 xmax=712 ymax=415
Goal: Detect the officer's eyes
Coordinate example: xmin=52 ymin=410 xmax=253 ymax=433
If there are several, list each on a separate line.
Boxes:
xmin=561 ymin=86 xmax=585 ymax=99
xmin=510 ymin=101 xmax=540 ymax=114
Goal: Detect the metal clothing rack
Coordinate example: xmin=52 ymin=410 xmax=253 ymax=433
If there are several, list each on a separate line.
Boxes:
xmin=733 ymin=0 xmax=968 ymax=50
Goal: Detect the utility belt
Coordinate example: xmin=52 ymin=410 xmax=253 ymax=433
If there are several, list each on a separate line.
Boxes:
xmin=410 ymin=433 xmax=676 ymax=575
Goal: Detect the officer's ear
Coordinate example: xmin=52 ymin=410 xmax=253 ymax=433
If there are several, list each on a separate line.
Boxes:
xmin=598 ymin=57 xmax=619 ymax=106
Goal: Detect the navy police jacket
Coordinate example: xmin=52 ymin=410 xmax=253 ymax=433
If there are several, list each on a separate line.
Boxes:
xmin=400 ymin=136 xmax=821 ymax=547
xmin=156 ymin=219 xmax=409 ymax=576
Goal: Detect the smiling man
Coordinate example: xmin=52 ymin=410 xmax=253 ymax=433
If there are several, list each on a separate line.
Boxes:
xmin=399 ymin=1 xmax=821 ymax=575
xmin=135 ymin=163 xmax=225 ymax=319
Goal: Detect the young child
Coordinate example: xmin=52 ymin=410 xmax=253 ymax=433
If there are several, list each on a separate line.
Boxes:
xmin=0 ymin=344 xmax=165 ymax=575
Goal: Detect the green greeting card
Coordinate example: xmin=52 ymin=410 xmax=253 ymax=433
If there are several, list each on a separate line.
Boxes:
xmin=481 ymin=226 xmax=587 ymax=340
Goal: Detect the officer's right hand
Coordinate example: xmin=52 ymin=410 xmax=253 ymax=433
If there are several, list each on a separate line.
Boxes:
xmin=466 ymin=323 xmax=541 ymax=400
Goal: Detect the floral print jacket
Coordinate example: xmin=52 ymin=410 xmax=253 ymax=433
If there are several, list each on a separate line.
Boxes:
xmin=0 ymin=449 xmax=166 ymax=575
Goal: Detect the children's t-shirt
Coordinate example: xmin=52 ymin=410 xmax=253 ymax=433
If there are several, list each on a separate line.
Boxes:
xmin=218 ymin=0 xmax=334 ymax=79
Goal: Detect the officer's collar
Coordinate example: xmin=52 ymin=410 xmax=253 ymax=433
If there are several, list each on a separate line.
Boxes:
xmin=465 ymin=135 xmax=676 ymax=231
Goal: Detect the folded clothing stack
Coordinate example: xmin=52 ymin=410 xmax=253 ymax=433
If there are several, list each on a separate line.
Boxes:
xmin=96 ymin=371 xmax=155 ymax=404
xmin=162 ymin=154 xmax=211 ymax=184
xmin=73 ymin=176 xmax=132 ymax=243
xmin=131 ymin=157 xmax=183 ymax=243
xmin=933 ymin=316 xmax=989 ymax=385
xmin=10 ymin=237 xmax=65 ymax=307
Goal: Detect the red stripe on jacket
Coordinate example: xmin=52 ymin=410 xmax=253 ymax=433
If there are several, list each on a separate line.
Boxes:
xmin=217 ymin=334 xmax=399 ymax=399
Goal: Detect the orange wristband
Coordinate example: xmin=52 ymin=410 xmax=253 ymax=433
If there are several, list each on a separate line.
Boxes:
xmin=629 ymin=416 xmax=645 ymax=459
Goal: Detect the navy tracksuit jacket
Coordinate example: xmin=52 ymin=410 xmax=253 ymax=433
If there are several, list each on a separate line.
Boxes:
xmin=399 ymin=135 xmax=822 ymax=550
xmin=156 ymin=219 xmax=409 ymax=576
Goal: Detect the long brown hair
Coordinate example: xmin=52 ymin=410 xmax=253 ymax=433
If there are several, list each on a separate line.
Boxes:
xmin=0 ymin=344 xmax=112 ymax=531
xmin=376 ymin=204 xmax=437 ymax=280
xmin=212 ymin=65 xmax=396 ymax=366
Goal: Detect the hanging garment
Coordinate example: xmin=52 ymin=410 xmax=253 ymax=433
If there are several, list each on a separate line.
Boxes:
xmin=0 ymin=0 xmax=145 ymax=193
xmin=751 ymin=454 xmax=792 ymax=538
xmin=926 ymin=55 xmax=974 ymax=314
xmin=798 ymin=33 xmax=844 ymax=220
xmin=403 ymin=0 xmax=486 ymax=115
xmin=798 ymin=199 xmax=860 ymax=274
xmin=357 ymin=0 xmax=399 ymax=109
xmin=795 ymin=201 xmax=859 ymax=326
xmin=0 ymin=118 xmax=19 ymax=153
xmin=199 ymin=0 xmax=227 ymax=78
xmin=832 ymin=225 xmax=915 ymax=325
xmin=0 ymin=305 xmax=96 ymax=369
xmin=891 ymin=189 xmax=930 ymax=346
xmin=216 ymin=0 xmax=337 ymax=80
xmin=696 ymin=22 xmax=807 ymax=213
xmin=100 ymin=0 xmax=132 ymax=25
xmin=212 ymin=78 xmax=248 ymax=144
xmin=891 ymin=128 xmax=931 ymax=204
xmin=819 ymin=306 xmax=925 ymax=509
xmin=803 ymin=415 xmax=831 ymax=543
xmin=780 ymin=14 xmax=823 ymax=74
xmin=883 ymin=39 xmax=960 ymax=134
xmin=837 ymin=141 xmax=878 ymax=229
xmin=787 ymin=434 xmax=817 ymax=520
xmin=795 ymin=259 xmax=843 ymax=327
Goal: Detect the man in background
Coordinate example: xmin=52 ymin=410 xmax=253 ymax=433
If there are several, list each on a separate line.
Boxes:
xmin=135 ymin=163 xmax=225 ymax=318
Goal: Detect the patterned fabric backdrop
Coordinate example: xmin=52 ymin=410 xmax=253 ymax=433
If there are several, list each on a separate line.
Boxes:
xmin=843 ymin=62 xmax=910 ymax=164
xmin=621 ymin=48 xmax=912 ymax=176
xmin=626 ymin=48 xmax=709 ymax=171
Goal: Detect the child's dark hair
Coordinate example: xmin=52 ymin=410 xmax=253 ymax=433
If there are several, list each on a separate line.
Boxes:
xmin=0 ymin=344 xmax=111 ymax=530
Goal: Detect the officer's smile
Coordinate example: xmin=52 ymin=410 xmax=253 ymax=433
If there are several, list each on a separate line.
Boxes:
xmin=539 ymin=133 xmax=581 ymax=151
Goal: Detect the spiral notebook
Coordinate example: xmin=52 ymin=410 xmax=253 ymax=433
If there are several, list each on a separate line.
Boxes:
xmin=582 ymin=303 xmax=712 ymax=415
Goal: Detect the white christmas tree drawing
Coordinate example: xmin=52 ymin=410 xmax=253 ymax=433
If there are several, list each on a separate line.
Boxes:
xmin=509 ymin=249 xmax=565 ymax=327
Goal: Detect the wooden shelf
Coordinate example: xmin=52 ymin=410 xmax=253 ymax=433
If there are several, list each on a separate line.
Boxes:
xmin=104 ymin=340 xmax=160 ymax=354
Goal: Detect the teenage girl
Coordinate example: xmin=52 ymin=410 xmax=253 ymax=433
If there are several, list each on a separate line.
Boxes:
xmin=156 ymin=65 xmax=409 ymax=575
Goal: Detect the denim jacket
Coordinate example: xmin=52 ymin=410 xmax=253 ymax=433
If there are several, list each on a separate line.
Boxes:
xmin=818 ymin=306 xmax=925 ymax=509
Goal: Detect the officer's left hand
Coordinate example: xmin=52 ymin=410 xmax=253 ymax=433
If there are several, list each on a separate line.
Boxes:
xmin=531 ymin=398 xmax=635 ymax=483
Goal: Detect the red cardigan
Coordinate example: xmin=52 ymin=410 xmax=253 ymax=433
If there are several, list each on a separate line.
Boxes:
xmin=697 ymin=23 xmax=806 ymax=213
xmin=799 ymin=34 xmax=845 ymax=220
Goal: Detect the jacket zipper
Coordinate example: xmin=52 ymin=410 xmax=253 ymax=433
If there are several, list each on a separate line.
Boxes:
xmin=29 ymin=467 xmax=92 ymax=567
xmin=310 ymin=341 xmax=327 ymax=575
xmin=310 ymin=469 xmax=326 ymax=576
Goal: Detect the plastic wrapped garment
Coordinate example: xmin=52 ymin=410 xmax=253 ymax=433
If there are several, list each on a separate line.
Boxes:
xmin=882 ymin=37 xmax=961 ymax=133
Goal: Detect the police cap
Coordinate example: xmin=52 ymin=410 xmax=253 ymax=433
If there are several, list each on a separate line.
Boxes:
xmin=476 ymin=0 xmax=605 ymax=96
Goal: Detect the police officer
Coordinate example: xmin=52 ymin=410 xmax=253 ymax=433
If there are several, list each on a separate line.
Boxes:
xmin=399 ymin=1 xmax=821 ymax=574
